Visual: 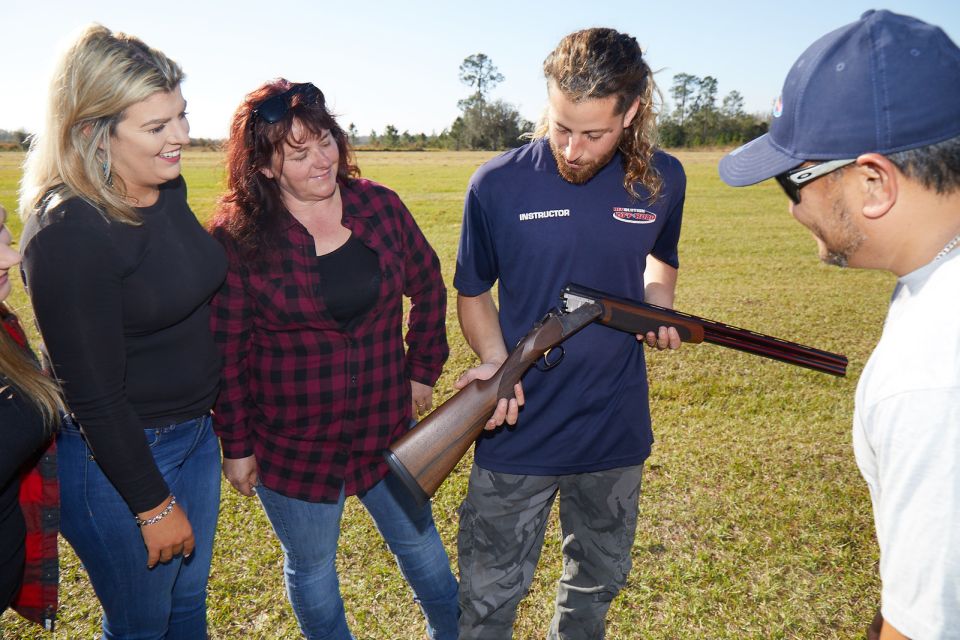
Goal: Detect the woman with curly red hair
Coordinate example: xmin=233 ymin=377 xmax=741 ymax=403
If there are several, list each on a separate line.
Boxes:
xmin=210 ymin=79 xmax=458 ymax=640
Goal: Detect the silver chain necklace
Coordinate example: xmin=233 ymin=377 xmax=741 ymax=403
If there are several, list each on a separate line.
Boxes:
xmin=935 ymin=231 xmax=960 ymax=261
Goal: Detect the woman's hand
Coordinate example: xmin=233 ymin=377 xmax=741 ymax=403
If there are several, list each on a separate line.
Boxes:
xmin=411 ymin=380 xmax=434 ymax=418
xmin=137 ymin=498 xmax=195 ymax=569
xmin=223 ymin=455 xmax=259 ymax=497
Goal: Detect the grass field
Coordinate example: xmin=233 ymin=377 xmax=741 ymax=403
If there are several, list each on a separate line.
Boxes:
xmin=0 ymin=149 xmax=892 ymax=639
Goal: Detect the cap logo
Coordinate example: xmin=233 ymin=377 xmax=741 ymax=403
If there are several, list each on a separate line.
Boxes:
xmin=773 ymin=95 xmax=783 ymax=118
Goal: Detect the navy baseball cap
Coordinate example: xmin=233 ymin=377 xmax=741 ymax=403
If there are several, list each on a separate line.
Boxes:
xmin=719 ymin=10 xmax=960 ymax=187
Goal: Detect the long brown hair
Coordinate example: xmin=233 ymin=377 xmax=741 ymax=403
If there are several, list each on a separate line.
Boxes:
xmin=213 ymin=79 xmax=360 ymax=260
xmin=0 ymin=304 xmax=63 ymax=428
xmin=536 ymin=28 xmax=663 ymax=201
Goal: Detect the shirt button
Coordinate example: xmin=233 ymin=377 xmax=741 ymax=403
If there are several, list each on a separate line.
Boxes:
xmin=350 ymin=375 xmax=358 ymax=384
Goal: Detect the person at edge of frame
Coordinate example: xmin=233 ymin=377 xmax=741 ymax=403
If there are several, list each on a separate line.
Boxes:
xmin=452 ymin=27 xmax=685 ymax=639
xmin=0 ymin=202 xmax=63 ymax=630
xmin=208 ymin=79 xmax=458 ymax=640
xmin=18 ymin=24 xmax=227 ymax=639
xmin=719 ymin=10 xmax=960 ymax=640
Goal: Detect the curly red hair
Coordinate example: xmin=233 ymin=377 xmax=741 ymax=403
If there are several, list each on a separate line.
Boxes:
xmin=212 ymin=78 xmax=360 ymax=259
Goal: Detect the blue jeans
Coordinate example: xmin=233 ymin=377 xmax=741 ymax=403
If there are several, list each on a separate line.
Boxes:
xmin=257 ymin=472 xmax=459 ymax=640
xmin=58 ymin=414 xmax=221 ymax=640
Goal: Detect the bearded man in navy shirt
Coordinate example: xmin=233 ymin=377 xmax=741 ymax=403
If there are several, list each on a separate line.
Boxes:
xmin=453 ymin=27 xmax=686 ymax=640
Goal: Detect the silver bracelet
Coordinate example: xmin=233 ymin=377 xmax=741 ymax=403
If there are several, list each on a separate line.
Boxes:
xmin=135 ymin=496 xmax=177 ymax=528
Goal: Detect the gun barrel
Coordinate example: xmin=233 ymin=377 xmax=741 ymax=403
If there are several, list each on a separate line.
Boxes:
xmin=561 ymin=283 xmax=847 ymax=376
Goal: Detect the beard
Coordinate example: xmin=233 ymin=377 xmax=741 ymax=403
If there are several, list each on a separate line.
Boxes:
xmin=810 ymin=198 xmax=866 ymax=267
xmin=549 ymin=137 xmax=620 ymax=185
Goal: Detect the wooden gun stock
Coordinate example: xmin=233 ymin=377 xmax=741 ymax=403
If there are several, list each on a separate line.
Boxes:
xmin=561 ymin=283 xmax=848 ymax=376
xmin=385 ymin=302 xmax=602 ymax=505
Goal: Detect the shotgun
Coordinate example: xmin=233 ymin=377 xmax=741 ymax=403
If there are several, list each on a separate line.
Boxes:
xmin=386 ymin=283 xmax=848 ymax=504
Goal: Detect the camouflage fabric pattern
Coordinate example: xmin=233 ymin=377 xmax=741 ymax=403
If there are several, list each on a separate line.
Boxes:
xmin=457 ymin=464 xmax=643 ymax=639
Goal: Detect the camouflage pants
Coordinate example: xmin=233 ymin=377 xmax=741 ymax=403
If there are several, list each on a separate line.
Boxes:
xmin=457 ymin=463 xmax=643 ymax=640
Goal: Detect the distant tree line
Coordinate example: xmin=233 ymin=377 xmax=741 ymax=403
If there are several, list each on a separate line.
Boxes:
xmin=0 ymin=129 xmax=224 ymax=151
xmin=0 ymin=128 xmax=30 ymax=150
xmin=658 ymin=73 xmax=769 ymax=148
xmin=358 ymin=67 xmax=771 ymax=152
xmin=356 ymin=53 xmax=532 ymax=152
xmin=3 ymin=70 xmax=771 ymax=154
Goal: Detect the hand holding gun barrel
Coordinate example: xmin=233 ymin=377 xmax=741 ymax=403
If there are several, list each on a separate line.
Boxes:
xmin=386 ymin=283 xmax=847 ymax=504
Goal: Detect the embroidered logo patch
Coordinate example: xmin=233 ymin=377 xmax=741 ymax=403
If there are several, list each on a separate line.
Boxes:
xmin=612 ymin=207 xmax=656 ymax=224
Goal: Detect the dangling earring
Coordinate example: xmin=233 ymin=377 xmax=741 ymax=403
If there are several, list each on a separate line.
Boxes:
xmin=96 ymin=141 xmax=112 ymax=184
xmin=101 ymin=156 xmax=112 ymax=186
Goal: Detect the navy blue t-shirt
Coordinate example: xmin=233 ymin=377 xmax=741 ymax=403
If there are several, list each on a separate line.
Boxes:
xmin=454 ymin=138 xmax=685 ymax=475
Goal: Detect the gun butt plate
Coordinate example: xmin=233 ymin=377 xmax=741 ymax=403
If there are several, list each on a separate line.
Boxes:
xmin=384 ymin=449 xmax=430 ymax=507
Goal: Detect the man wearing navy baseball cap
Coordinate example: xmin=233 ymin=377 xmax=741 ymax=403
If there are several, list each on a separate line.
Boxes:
xmin=720 ymin=10 xmax=960 ymax=640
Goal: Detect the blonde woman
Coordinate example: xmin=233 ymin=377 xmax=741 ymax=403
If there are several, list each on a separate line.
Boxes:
xmin=19 ymin=25 xmax=226 ymax=638
xmin=0 ymin=203 xmax=61 ymax=627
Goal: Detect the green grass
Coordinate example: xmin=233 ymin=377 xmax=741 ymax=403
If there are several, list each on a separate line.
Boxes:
xmin=0 ymin=150 xmax=890 ymax=639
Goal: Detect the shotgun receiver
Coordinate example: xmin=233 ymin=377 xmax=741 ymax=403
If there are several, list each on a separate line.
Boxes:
xmin=386 ymin=283 xmax=848 ymax=505
xmin=385 ymin=300 xmax=603 ymax=505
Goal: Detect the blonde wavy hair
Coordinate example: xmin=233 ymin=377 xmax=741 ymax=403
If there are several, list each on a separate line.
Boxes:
xmin=19 ymin=24 xmax=184 ymax=224
xmin=535 ymin=28 xmax=663 ymax=201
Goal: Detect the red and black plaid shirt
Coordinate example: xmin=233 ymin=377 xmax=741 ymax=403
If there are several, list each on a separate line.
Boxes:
xmin=210 ymin=178 xmax=448 ymax=502
xmin=3 ymin=311 xmax=58 ymax=631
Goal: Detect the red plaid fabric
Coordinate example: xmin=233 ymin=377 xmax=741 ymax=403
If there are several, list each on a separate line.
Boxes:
xmin=210 ymin=178 xmax=448 ymax=502
xmin=11 ymin=440 xmax=57 ymax=631
xmin=2 ymin=311 xmax=58 ymax=631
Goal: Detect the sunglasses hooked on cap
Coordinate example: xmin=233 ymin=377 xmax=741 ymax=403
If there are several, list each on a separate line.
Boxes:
xmin=251 ymin=82 xmax=322 ymax=125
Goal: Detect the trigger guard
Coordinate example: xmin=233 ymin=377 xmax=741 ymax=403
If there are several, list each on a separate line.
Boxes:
xmin=536 ymin=346 xmax=564 ymax=371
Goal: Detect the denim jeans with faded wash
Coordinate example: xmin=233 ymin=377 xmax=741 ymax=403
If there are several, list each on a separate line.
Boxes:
xmin=257 ymin=471 xmax=459 ymax=640
xmin=58 ymin=413 xmax=220 ymax=640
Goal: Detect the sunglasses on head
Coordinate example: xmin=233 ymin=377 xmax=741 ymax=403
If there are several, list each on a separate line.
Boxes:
xmin=251 ymin=83 xmax=321 ymax=125
xmin=774 ymin=158 xmax=856 ymax=204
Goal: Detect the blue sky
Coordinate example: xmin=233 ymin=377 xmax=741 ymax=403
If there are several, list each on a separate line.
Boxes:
xmin=3 ymin=0 xmax=959 ymax=139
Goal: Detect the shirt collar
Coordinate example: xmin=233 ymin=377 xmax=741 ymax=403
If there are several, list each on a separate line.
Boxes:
xmin=279 ymin=178 xmax=372 ymax=233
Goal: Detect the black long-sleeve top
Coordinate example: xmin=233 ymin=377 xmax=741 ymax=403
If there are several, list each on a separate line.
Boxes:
xmin=0 ymin=387 xmax=46 ymax=609
xmin=21 ymin=178 xmax=227 ymax=512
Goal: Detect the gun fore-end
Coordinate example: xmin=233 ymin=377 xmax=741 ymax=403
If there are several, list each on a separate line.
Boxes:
xmin=561 ymin=283 xmax=705 ymax=343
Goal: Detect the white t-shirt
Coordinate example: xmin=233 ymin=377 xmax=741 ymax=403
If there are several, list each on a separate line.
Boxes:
xmin=853 ymin=249 xmax=960 ymax=639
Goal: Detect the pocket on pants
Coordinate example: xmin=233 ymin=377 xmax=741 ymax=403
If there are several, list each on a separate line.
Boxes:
xmin=456 ymin=499 xmax=480 ymax=593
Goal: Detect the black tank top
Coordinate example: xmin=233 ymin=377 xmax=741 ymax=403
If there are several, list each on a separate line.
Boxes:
xmin=316 ymin=235 xmax=380 ymax=328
